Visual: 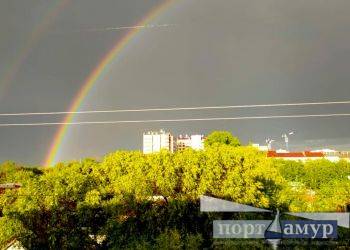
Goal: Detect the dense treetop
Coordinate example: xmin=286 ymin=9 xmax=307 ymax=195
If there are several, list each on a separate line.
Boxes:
xmin=0 ymin=131 xmax=349 ymax=248
xmin=204 ymin=131 xmax=241 ymax=148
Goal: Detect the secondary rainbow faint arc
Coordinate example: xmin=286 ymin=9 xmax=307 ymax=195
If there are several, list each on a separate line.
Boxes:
xmin=0 ymin=0 xmax=71 ymax=99
xmin=44 ymin=0 xmax=176 ymax=167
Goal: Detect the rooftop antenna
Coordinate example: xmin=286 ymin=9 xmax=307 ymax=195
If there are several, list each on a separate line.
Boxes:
xmin=282 ymin=131 xmax=294 ymax=152
xmin=266 ymin=138 xmax=275 ymax=150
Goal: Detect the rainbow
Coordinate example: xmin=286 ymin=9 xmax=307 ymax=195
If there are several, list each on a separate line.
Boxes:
xmin=44 ymin=0 xmax=176 ymax=167
xmin=0 ymin=0 xmax=71 ymax=99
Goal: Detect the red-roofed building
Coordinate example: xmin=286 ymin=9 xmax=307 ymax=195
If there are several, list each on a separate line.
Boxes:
xmin=252 ymin=143 xmax=350 ymax=162
xmin=267 ymin=150 xmax=326 ymax=161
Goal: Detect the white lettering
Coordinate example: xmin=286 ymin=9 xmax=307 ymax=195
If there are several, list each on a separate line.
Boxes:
xmin=255 ymin=224 xmax=266 ymax=235
xmin=295 ymin=224 xmax=308 ymax=235
xmin=231 ymin=224 xmax=242 ymax=235
xmin=243 ymin=224 xmax=255 ymax=238
xmin=284 ymin=224 xmax=294 ymax=235
xmin=322 ymin=224 xmax=333 ymax=239
xmin=218 ymin=223 xmax=230 ymax=235
xmin=309 ymin=224 xmax=321 ymax=239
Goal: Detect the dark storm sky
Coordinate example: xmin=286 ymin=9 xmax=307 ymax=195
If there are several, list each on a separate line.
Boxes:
xmin=1 ymin=0 xmax=350 ymax=165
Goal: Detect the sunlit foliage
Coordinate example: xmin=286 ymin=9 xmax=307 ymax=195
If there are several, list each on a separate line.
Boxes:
xmin=0 ymin=132 xmax=349 ymax=248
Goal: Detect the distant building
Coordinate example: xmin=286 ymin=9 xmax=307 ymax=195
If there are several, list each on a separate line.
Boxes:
xmin=252 ymin=143 xmax=269 ymax=152
xmin=143 ymin=130 xmax=175 ymax=154
xmin=311 ymin=149 xmax=350 ymax=162
xmin=176 ymin=134 xmax=205 ymax=151
xmin=267 ymin=150 xmax=325 ymax=162
xmin=190 ymin=134 xmax=205 ymax=150
xmin=176 ymin=134 xmax=191 ymax=151
xmin=252 ymin=142 xmax=350 ymax=162
xmin=267 ymin=150 xmax=350 ymax=162
xmin=0 ymin=183 xmax=21 ymax=195
xmin=143 ymin=131 xmax=205 ymax=153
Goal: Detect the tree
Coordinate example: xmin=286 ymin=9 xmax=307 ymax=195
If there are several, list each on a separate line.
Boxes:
xmin=1 ymin=142 xmax=350 ymax=248
xmin=204 ymin=131 xmax=241 ymax=148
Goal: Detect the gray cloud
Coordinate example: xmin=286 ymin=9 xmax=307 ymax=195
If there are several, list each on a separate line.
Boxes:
xmin=1 ymin=0 xmax=350 ymax=164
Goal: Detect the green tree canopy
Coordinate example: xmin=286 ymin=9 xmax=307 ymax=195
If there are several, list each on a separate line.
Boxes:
xmin=0 ymin=132 xmax=350 ymax=248
xmin=204 ymin=131 xmax=241 ymax=148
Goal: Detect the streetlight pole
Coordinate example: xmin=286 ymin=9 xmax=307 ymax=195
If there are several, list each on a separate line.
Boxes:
xmin=266 ymin=138 xmax=275 ymax=150
xmin=282 ymin=131 xmax=294 ymax=152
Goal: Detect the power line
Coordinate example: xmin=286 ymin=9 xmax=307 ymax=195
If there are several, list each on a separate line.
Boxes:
xmin=0 ymin=113 xmax=350 ymax=127
xmin=1 ymin=100 xmax=350 ymax=117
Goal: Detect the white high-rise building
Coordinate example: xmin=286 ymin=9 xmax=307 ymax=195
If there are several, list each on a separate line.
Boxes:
xmin=189 ymin=134 xmax=205 ymax=150
xmin=143 ymin=130 xmax=175 ymax=154
xmin=176 ymin=134 xmax=205 ymax=151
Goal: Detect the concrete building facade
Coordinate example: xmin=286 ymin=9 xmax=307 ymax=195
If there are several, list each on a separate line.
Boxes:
xmin=143 ymin=131 xmax=205 ymax=154
xmin=176 ymin=134 xmax=205 ymax=151
xmin=143 ymin=130 xmax=175 ymax=154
